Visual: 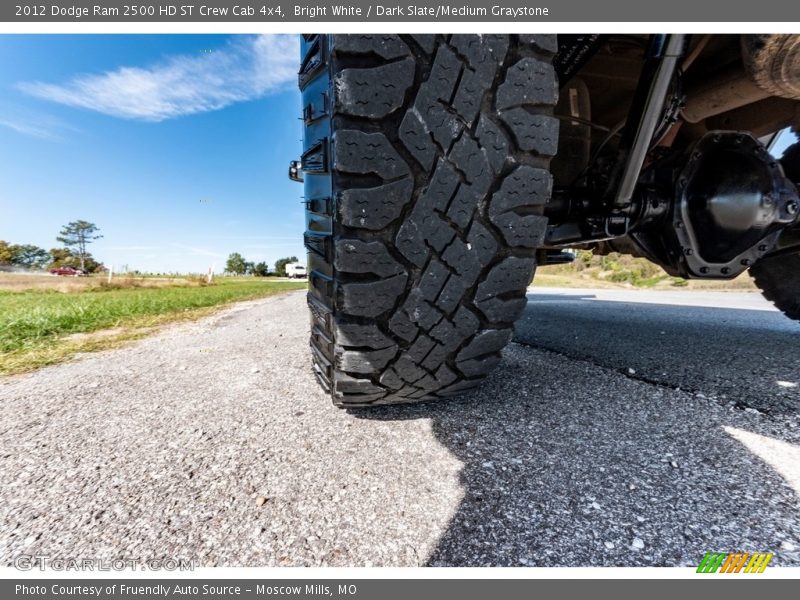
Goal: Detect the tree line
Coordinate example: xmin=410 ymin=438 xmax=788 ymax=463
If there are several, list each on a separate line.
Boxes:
xmin=225 ymin=253 xmax=299 ymax=276
xmin=1 ymin=220 xmax=103 ymax=272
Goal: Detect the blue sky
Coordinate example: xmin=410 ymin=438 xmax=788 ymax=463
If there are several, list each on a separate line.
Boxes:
xmin=0 ymin=34 xmax=304 ymax=273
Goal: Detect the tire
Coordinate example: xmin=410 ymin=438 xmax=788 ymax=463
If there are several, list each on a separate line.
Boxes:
xmin=742 ymin=34 xmax=800 ymax=100
xmin=750 ymin=140 xmax=800 ymax=320
xmin=299 ymin=34 xmax=559 ymax=407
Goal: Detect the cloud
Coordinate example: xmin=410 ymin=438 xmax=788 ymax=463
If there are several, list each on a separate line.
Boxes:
xmin=0 ymin=107 xmax=79 ymax=140
xmin=17 ymin=35 xmax=298 ymax=122
xmin=106 ymin=245 xmax=162 ymax=251
xmin=0 ymin=117 xmax=59 ymax=140
xmin=244 ymin=243 xmax=305 ymax=249
xmin=169 ymin=242 xmax=224 ymax=257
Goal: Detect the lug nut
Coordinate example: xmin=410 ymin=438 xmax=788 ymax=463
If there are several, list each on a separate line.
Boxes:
xmin=741 ymin=258 xmax=751 ymax=266
xmin=787 ymin=201 xmax=799 ymax=216
xmin=758 ymin=245 xmax=768 ymax=252
xmin=700 ymin=267 xmax=710 ymax=274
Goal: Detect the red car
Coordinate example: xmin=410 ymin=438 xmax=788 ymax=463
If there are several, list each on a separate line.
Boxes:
xmin=49 ymin=266 xmax=87 ymax=277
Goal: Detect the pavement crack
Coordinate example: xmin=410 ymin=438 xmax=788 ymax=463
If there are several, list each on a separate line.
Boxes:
xmin=507 ymin=339 xmax=774 ymax=418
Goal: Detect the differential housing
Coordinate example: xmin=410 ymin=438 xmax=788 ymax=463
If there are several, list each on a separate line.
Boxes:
xmin=661 ymin=132 xmax=798 ymax=278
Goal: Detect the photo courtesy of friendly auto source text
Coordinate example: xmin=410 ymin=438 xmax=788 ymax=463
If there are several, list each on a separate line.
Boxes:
xmin=1 ymin=0 xmax=799 ymax=595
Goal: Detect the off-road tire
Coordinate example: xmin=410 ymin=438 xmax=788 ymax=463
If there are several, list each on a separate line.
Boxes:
xmin=742 ymin=35 xmax=800 ymax=100
xmin=299 ymin=34 xmax=559 ymax=406
xmin=750 ymin=140 xmax=800 ymax=320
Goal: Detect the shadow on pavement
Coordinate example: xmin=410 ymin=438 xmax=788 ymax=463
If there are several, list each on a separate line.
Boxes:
xmin=352 ymin=345 xmax=800 ymax=566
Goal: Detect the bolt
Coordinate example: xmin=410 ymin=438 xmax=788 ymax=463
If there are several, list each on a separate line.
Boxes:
xmin=700 ymin=267 xmax=710 ymax=274
xmin=741 ymin=258 xmax=751 ymax=266
xmin=684 ymin=248 xmax=693 ymax=256
xmin=758 ymin=245 xmax=768 ymax=252
xmin=721 ymin=267 xmax=730 ymax=275
xmin=786 ymin=201 xmax=799 ymax=216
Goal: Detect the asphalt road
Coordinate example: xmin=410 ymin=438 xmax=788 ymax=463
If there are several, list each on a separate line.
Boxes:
xmin=518 ymin=287 xmax=800 ymax=415
xmin=1 ymin=288 xmax=799 ymax=567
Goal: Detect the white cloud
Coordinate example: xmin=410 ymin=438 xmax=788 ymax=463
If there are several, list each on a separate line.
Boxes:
xmin=17 ymin=35 xmax=298 ymax=122
xmin=106 ymin=245 xmax=162 ymax=251
xmin=169 ymin=242 xmax=224 ymax=257
xmin=244 ymin=243 xmax=305 ymax=249
xmin=0 ymin=107 xmax=79 ymax=140
xmin=0 ymin=117 xmax=58 ymax=139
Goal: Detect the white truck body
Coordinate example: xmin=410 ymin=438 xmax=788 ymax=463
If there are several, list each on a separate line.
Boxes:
xmin=285 ymin=262 xmax=307 ymax=279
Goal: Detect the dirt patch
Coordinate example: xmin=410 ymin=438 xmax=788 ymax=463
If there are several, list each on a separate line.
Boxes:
xmin=0 ymin=272 xmax=202 ymax=293
xmin=64 ymin=327 xmax=133 ymax=342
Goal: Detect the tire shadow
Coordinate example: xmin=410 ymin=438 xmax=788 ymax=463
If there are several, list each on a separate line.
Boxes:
xmin=350 ymin=307 xmax=800 ymax=565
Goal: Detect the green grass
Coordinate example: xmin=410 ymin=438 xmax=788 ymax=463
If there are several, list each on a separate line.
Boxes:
xmin=0 ymin=278 xmax=306 ymax=375
xmin=536 ymin=250 xmax=757 ymax=291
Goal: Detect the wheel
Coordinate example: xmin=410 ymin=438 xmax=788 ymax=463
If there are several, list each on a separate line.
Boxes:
xmin=742 ymin=35 xmax=800 ymax=100
xmin=750 ymin=139 xmax=800 ymax=320
xmin=299 ymin=34 xmax=559 ymax=406
xmin=751 ymin=248 xmax=800 ymax=320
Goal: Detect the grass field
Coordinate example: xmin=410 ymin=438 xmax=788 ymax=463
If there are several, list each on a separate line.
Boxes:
xmin=0 ymin=274 xmax=306 ymax=375
xmin=0 ymin=272 xmax=204 ymax=293
xmin=534 ymin=250 xmax=758 ymax=292
xmin=533 ymin=271 xmax=758 ymax=291
xmin=1 ymin=257 xmax=757 ymax=377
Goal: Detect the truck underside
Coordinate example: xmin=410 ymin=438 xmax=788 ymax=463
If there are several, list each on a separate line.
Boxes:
xmin=546 ymin=34 xmax=800 ymax=281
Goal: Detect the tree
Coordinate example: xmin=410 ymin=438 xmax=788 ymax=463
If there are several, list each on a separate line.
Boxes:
xmin=252 ymin=261 xmax=269 ymax=277
xmin=244 ymin=261 xmax=255 ymax=275
xmin=81 ymin=254 xmax=103 ymax=273
xmin=56 ymin=220 xmax=102 ymax=271
xmin=0 ymin=240 xmax=13 ymax=265
xmin=274 ymin=256 xmax=299 ymax=277
xmin=48 ymin=247 xmax=103 ymax=272
xmin=225 ymin=252 xmax=247 ymax=275
xmin=49 ymin=247 xmax=79 ymax=268
xmin=9 ymin=244 xmax=50 ymax=269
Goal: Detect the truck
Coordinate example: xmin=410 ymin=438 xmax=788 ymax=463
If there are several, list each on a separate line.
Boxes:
xmin=290 ymin=34 xmax=800 ymax=407
xmin=285 ymin=262 xmax=307 ymax=279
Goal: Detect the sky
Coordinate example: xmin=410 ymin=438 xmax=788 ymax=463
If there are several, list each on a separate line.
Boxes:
xmin=0 ymin=34 xmax=305 ymax=274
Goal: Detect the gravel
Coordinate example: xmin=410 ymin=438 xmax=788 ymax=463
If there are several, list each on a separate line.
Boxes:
xmin=1 ymin=289 xmax=799 ymax=567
